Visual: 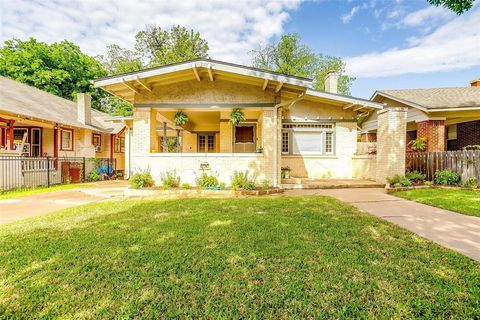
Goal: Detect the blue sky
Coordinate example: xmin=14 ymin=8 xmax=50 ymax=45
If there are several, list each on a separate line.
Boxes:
xmin=2 ymin=0 xmax=480 ymax=98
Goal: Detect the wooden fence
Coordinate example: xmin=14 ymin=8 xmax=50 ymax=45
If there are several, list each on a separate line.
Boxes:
xmin=406 ymin=151 xmax=480 ymax=181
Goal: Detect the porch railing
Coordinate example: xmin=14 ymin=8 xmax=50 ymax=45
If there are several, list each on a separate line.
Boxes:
xmin=406 ymin=150 xmax=480 ymax=181
xmin=0 ymin=156 xmax=116 ymax=194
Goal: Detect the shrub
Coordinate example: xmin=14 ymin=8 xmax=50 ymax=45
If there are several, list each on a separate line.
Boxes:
xmin=181 ymin=183 xmax=191 ymax=189
xmin=161 ymin=171 xmax=180 ymax=188
xmin=424 ymin=181 xmax=433 ymax=187
xmin=195 ymin=173 xmax=219 ymax=189
xmin=408 ymin=137 xmax=427 ymax=152
xmin=231 ymin=170 xmax=257 ymax=190
xmin=261 ymin=180 xmax=271 ymax=190
xmin=387 ymin=175 xmax=412 ymax=188
xmin=434 ymin=170 xmax=460 ymax=186
xmin=88 ymin=171 xmax=102 ymax=182
xmin=405 ymin=170 xmax=426 ymax=185
xmin=129 ymin=172 xmax=154 ymax=189
xmin=461 ymin=178 xmax=478 ymax=189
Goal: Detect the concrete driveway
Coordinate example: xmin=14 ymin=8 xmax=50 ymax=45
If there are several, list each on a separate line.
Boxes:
xmin=285 ymin=188 xmax=480 ymax=261
xmin=0 ymin=181 xmax=128 ymax=225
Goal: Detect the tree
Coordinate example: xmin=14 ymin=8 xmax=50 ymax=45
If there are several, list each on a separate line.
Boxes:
xmin=97 ymin=44 xmax=144 ymax=75
xmin=427 ymin=0 xmax=475 ymax=14
xmin=0 ymin=38 xmax=107 ymax=109
xmin=135 ymin=25 xmax=209 ymax=66
xmin=250 ymin=34 xmax=355 ymax=95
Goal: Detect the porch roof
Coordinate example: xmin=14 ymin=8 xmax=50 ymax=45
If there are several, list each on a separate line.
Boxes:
xmin=0 ymin=76 xmax=124 ymax=134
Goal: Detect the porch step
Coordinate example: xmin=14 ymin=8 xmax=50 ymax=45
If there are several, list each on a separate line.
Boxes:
xmin=281 ymin=178 xmax=385 ymax=190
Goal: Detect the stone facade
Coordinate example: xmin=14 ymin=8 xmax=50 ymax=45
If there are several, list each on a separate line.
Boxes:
xmin=376 ymin=106 xmax=408 ymax=183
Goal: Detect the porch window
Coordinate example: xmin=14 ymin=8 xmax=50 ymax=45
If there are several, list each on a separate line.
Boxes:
xmin=60 ymin=129 xmax=73 ymax=151
xmin=282 ymin=123 xmax=335 ymax=155
xmin=92 ymin=133 xmax=102 ymax=152
xmin=198 ymin=133 xmax=215 ymax=153
xmin=31 ymin=128 xmax=41 ymax=157
xmin=234 ymin=125 xmax=255 ymax=153
xmin=114 ymin=136 xmax=125 ymax=153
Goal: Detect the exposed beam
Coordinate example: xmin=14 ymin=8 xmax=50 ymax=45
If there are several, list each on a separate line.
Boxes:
xmin=274 ymin=81 xmax=284 ymax=93
xmin=192 ymin=64 xmax=201 ymax=81
xmin=207 ymin=64 xmax=214 ymax=81
xmin=353 ymin=105 xmax=366 ymax=111
xmin=121 ymin=80 xmax=140 ymax=94
xmin=134 ymin=77 xmax=152 ymax=92
xmin=262 ymin=79 xmax=269 ymax=91
xmin=343 ymin=103 xmax=356 ymax=110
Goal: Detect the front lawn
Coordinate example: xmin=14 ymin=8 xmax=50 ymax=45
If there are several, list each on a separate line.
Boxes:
xmin=1 ymin=197 xmax=479 ymax=318
xmin=395 ymin=188 xmax=480 ymax=218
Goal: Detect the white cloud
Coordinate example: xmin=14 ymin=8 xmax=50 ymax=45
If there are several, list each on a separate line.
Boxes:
xmin=342 ymin=6 xmax=361 ymax=23
xmin=0 ymin=0 xmax=302 ymax=63
xmin=346 ymin=7 xmax=480 ymax=78
xmin=400 ymin=6 xmax=454 ymax=27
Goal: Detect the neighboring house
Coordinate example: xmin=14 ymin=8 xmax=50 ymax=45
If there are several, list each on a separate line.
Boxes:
xmin=361 ymin=78 xmax=480 ymax=152
xmin=0 ymin=76 xmax=126 ymax=174
xmin=93 ymin=59 xmax=384 ymax=186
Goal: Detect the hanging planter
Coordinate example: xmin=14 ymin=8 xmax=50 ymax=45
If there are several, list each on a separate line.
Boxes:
xmin=229 ymin=108 xmax=245 ymax=126
xmin=173 ymin=111 xmax=189 ymax=152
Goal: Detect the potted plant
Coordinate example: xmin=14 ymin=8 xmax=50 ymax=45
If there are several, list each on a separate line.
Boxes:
xmin=173 ymin=111 xmax=189 ymax=152
xmin=256 ymin=146 xmax=263 ymax=153
xmin=281 ymin=166 xmax=291 ymax=179
xmin=230 ymin=108 xmax=245 ymax=126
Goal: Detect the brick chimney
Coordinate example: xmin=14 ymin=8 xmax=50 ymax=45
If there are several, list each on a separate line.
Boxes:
xmin=77 ymin=93 xmax=91 ymax=125
xmin=324 ymin=71 xmax=338 ymax=94
xmin=470 ymin=78 xmax=480 ymax=87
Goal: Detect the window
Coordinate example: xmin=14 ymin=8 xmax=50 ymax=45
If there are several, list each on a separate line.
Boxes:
xmin=92 ymin=133 xmax=102 ymax=152
xmin=282 ymin=123 xmax=335 ymax=155
xmin=114 ymin=136 xmax=125 ymax=153
xmin=198 ymin=133 xmax=215 ymax=153
xmin=235 ymin=126 xmax=254 ymax=143
xmin=60 ymin=129 xmax=73 ymax=151
xmin=31 ymin=128 xmax=41 ymax=157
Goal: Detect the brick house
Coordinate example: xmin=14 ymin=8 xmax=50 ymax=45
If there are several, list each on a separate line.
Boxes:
xmin=92 ymin=59 xmax=403 ymax=186
xmin=360 ymin=78 xmax=480 ymax=152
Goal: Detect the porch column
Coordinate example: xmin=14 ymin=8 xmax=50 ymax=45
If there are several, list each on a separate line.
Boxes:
xmin=416 ymin=120 xmax=446 ymax=152
xmin=261 ymin=109 xmax=280 ymax=186
xmin=376 ymin=106 xmax=408 ymax=183
xmin=133 ymin=108 xmax=157 ymax=155
xmin=8 ymin=120 xmax=14 ymax=150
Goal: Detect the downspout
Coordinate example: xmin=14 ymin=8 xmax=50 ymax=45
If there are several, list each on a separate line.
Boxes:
xmin=272 ymin=92 xmax=305 ymax=187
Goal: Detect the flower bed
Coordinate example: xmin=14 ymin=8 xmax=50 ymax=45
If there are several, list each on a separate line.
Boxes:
xmin=125 ymin=187 xmax=283 ymax=197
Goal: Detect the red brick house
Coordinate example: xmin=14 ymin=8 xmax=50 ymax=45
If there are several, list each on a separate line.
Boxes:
xmin=360 ymin=78 xmax=480 ymax=152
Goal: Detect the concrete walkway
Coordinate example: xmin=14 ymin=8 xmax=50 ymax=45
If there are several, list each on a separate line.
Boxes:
xmin=0 ymin=181 xmax=128 ymax=225
xmin=285 ymin=188 xmax=480 ymax=261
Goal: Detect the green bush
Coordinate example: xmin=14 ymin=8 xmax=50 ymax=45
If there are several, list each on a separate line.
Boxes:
xmin=195 ymin=173 xmax=219 ymax=189
xmin=161 ymin=171 xmax=180 ymax=188
xmin=405 ymin=171 xmax=426 ymax=185
xmin=387 ymin=175 xmax=412 ymax=188
xmin=88 ymin=171 xmax=102 ymax=182
xmin=231 ymin=170 xmax=257 ymax=190
xmin=424 ymin=181 xmax=433 ymax=187
xmin=181 ymin=183 xmax=191 ymax=189
xmin=461 ymin=178 xmax=478 ymax=189
xmin=261 ymin=180 xmax=271 ymax=190
xmin=434 ymin=170 xmax=460 ymax=186
xmin=129 ymin=172 xmax=154 ymax=189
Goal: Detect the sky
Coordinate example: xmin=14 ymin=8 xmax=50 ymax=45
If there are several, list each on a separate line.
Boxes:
xmin=1 ymin=0 xmax=480 ymax=98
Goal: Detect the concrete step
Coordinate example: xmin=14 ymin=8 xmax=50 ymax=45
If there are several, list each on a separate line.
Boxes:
xmin=281 ymin=177 xmax=385 ymax=190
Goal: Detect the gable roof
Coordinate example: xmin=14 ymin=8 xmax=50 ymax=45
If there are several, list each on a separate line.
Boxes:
xmin=94 ymin=58 xmax=383 ymax=110
xmin=0 ymin=76 xmax=124 ymax=134
xmin=372 ymin=87 xmax=480 ymax=112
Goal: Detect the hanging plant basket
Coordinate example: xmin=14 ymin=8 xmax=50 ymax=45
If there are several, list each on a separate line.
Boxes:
xmin=173 ymin=110 xmax=189 ymax=126
xmin=230 ymin=108 xmax=245 ymax=126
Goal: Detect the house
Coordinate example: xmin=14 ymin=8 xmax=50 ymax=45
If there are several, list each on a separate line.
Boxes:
xmin=93 ymin=59 xmax=400 ymax=187
xmin=0 ymin=76 xmax=126 ymax=174
xmin=360 ymin=78 xmax=480 ymax=152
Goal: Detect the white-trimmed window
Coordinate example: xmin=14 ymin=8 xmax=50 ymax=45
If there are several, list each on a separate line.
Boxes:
xmin=114 ymin=136 xmax=125 ymax=153
xmin=282 ymin=123 xmax=335 ymax=155
xmin=92 ymin=133 xmax=102 ymax=152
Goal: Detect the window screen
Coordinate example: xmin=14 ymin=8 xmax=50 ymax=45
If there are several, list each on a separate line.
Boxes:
xmin=292 ymin=132 xmax=323 ymax=154
xmin=235 ymin=126 xmax=254 ymax=143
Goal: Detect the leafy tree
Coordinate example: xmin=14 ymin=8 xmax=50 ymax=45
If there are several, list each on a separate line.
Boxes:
xmin=135 ymin=25 xmax=209 ymax=66
xmin=97 ymin=44 xmax=144 ymax=75
xmin=250 ymin=34 xmax=355 ymax=95
xmin=0 ymin=38 xmax=107 ymax=109
xmin=427 ymin=0 xmax=475 ymax=14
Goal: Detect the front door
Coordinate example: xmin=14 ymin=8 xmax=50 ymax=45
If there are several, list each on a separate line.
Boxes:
xmin=198 ymin=133 xmax=215 ymax=153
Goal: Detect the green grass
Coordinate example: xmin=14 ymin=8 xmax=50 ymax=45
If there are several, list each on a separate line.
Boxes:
xmin=395 ymin=188 xmax=480 ymax=218
xmin=0 ymin=183 xmax=90 ymax=200
xmin=1 ymin=197 xmax=479 ymax=319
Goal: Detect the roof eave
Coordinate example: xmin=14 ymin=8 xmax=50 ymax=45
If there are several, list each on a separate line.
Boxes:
xmin=305 ymin=89 xmax=384 ymax=110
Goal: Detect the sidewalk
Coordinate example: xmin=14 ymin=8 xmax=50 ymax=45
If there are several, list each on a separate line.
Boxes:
xmin=285 ymin=188 xmax=480 ymax=261
xmin=0 ymin=181 xmax=128 ymax=225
